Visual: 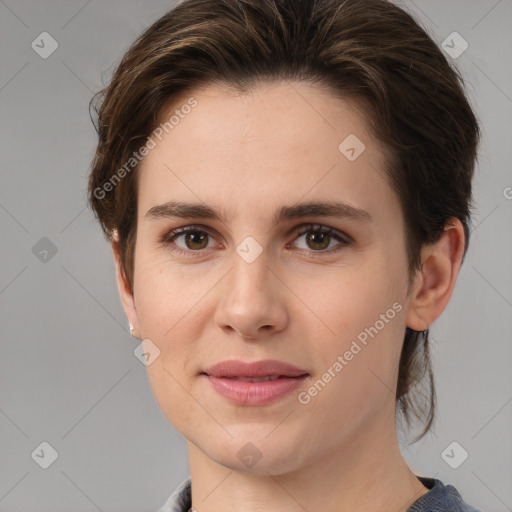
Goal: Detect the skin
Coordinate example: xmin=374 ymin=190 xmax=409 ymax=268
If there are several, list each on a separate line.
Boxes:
xmin=113 ymin=80 xmax=465 ymax=511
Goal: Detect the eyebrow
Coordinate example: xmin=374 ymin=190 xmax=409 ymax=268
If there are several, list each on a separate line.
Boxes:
xmin=145 ymin=200 xmax=372 ymax=224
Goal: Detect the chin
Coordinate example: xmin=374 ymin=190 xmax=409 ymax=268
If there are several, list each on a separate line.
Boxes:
xmin=217 ymin=451 xmax=302 ymax=477
xmin=206 ymin=431 xmax=309 ymax=477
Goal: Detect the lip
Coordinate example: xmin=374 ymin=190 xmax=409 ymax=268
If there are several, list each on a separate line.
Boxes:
xmin=202 ymin=359 xmax=310 ymax=406
xmin=203 ymin=359 xmax=309 ymax=378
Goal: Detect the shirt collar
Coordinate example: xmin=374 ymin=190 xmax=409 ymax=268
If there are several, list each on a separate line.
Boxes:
xmin=157 ymin=477 xmax=191 ymax=512
xmin=157 ymin=475 xmax=473 ymax=512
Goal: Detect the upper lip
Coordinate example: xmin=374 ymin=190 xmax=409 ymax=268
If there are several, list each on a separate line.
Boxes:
xmin=203 ymin=359 xmax=309 ymax=378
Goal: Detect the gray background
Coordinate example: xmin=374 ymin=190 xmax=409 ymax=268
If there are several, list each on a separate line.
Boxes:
xmin=0 ymin=1 xmax=511 ymax=511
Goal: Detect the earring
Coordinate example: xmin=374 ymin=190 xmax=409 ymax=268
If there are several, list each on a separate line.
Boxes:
xmin=129 ymin=322 xmax=142 ymax=341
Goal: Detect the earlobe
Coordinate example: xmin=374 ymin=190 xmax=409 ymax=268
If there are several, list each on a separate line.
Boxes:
xmin=111 ymin=238 xmax=140 ymax=338
xmin=405 ymin=218 xmax=466 ymax=332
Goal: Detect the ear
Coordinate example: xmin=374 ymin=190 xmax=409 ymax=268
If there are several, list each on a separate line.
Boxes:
xmin=405 ymin=218 xmax=466 ymax=331
xmin=111 ymin=232 xmax=140 ymax=338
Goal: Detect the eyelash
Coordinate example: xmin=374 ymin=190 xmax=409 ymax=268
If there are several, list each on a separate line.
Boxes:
xmin=159 ymin=223 xmax=352 ymax=258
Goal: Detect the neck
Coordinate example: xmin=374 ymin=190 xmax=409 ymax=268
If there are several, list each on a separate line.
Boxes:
xmin=187 ymin=404 xmax=428 ymax=512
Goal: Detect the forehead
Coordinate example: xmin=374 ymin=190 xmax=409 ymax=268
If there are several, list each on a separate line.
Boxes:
xmin=153 ymin=80 xmax=376 ymax=154
xmin=137 ymin=81 xmax=398 ymax=228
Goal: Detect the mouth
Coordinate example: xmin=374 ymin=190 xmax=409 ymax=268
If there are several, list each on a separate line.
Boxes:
xmin=200 ymin=359 xmax=310 ymax=405
xmin=200 ymin=371 xmax=310 ymax=406
xmin=201 ymin=373 xmax=308 ymax=382
xmin=203 ymin=358 xmax=309 ymax=378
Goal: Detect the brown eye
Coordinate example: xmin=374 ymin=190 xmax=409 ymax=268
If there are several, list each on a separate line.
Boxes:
xmin=303 ymin=231 xmax=331 ymax=251
xmin=181 ymin=230 xmax=209 ymax=250
xmin=293 ymin=224 xmax=351 ymax=254
xmin=163 ymin=226 xmax=215 ymax=255
xmin=160 ymin=223 xmax=351 ymax=258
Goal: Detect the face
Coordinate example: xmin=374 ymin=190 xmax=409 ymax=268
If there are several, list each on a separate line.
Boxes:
xmin=117 ymin=80 xmax=423 ymax=475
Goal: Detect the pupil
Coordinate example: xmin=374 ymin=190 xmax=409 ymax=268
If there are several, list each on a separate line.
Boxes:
xmin=308 ymin=232 xmax=329 ymax=250
xmin=187 ymin=232 xmax=207 ymax=249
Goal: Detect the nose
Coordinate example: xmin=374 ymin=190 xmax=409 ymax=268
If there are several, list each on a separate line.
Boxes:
xmin=232 ymin=326 xmax=258 ymax=339
xmin=214 ymin=246 xmax=288 ymax=340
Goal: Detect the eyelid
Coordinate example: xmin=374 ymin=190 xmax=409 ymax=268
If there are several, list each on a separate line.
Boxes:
xmin=159 ymin=222 xmax=352 ymax=256
xmin=158 ymin=224 xmax=221 ymax=251
xmin=292 ymin=223 xmax=353 ymax=244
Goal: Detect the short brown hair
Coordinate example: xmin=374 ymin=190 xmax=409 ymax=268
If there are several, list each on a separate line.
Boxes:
xmin=88 ymin=0 xmax=480 ymax=442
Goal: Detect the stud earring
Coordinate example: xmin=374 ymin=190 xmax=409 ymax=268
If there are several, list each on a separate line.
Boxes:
xmin=129 ymin=322 xmax=142 ymax=340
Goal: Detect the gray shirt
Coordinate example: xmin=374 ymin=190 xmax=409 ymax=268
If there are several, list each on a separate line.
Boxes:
xmin=157 ymin=475 xmax=483 ymax=512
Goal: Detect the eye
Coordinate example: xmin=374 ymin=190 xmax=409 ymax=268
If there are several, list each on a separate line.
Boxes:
xmin=290 ymin=224 xmax=351 ymax=255
xmin=159 ymin=223 xmax=352 ymax=258
xmin=160 ymin=226 xmax=217 ymax=256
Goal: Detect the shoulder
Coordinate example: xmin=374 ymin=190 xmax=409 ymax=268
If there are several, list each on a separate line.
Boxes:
xmin=408 ymin=476 xmax=484 ymax=512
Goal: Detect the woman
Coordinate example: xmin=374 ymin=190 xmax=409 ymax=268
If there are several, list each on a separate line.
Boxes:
xmin=88 ymin=0 xmax=482 ymax=510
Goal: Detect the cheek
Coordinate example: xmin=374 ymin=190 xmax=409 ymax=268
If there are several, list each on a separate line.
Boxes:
xmin=309 ymin=263 xmax=402 ymax=341
xmin=133 ymin=248 xmax=211 ymax=339
xmin=299 ymin=312 xmax=405 ymax=443
xmin=132 ymin=251 xmax=226 ymax=419
xmin=301 ymin=267 xmax=406 ymax=409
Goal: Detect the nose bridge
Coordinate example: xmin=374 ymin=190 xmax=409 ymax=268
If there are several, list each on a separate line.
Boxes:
xmin=230 ymin=235 xmax=270 ymax=296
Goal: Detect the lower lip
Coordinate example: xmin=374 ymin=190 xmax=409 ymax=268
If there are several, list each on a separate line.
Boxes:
xmin=204 ymin=375 xmax=309 ymax=406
